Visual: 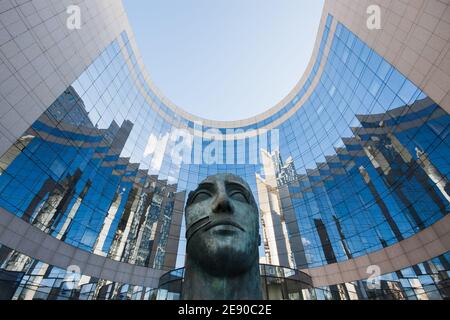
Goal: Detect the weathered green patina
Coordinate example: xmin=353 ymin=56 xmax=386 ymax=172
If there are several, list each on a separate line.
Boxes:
xmin=182 ymin=174 xmax=262 ymax=300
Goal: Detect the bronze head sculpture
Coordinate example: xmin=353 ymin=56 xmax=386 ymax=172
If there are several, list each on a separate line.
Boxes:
xmin=182 ymin=173 xmax=262 ymax=300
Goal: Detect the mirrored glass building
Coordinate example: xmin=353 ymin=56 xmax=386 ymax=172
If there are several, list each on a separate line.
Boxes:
xmin=0 ymin=0 xmax=449 ymax=300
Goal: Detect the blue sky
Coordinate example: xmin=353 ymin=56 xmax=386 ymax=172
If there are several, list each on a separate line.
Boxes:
xmin=123 ymin=0 xmax=324 ymax=121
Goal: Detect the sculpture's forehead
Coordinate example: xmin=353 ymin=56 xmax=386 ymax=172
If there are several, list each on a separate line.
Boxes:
xmin=185 ymin=173 xmax=257 ymax=212
xmin=200 ymin=174 xmax=250 ymax=190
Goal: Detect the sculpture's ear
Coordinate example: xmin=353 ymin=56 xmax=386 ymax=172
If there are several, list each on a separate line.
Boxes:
xmin=186 ymin=190 xmax=195 ymax=208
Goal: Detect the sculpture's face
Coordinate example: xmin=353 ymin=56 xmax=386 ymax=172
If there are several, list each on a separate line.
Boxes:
xmin=185 ymin=174 xmax=260 ymax=277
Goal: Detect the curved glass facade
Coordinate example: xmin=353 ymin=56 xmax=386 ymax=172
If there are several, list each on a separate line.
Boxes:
xmin=0 ymin=4 xmax=448 ymax=300
xmin=0 ymin=243 xmax=448 ymax=300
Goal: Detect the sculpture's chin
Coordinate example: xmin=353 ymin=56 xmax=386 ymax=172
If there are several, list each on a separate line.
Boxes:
xmin=188 ymin=238 xmax=258 ymax=277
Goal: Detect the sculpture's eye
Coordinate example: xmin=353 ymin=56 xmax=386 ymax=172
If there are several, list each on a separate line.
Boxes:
xmin=191 ymin=191 xmax=211 ymax=204
xmin=229 ymin=191 xmax=248 ymax=203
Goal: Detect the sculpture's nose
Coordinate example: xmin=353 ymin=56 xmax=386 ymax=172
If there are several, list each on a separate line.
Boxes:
xmin=212 ymin=191 xmax=234 ymax=214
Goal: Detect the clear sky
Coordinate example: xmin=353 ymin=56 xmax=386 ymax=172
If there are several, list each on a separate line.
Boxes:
xmin=123 ymin=0 xmax=324 ymax=121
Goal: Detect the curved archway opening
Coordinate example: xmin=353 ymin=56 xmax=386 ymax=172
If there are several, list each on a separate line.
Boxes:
xmin=124 ymin=0 xmax=325 ymax=121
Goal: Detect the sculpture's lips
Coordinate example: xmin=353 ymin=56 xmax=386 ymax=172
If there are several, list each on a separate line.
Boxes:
xmin=203 ymin=220 xmax=245 ymax=232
